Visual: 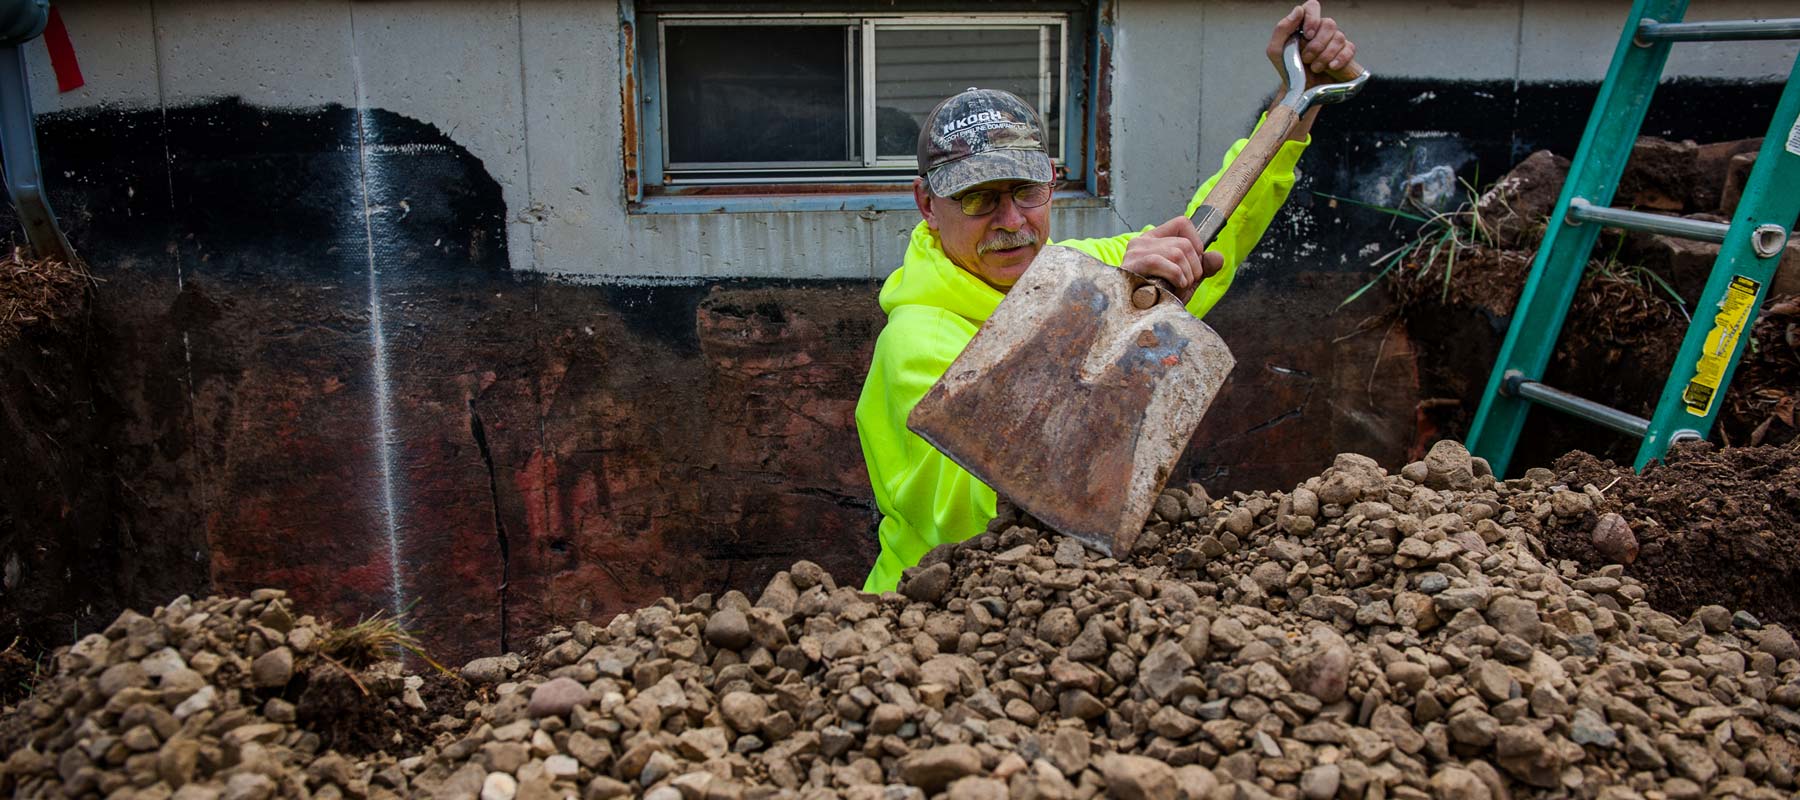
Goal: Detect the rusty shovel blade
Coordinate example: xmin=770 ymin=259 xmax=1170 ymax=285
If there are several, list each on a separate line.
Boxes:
xmin=906 ymin=245 xmax=1234 ymax=557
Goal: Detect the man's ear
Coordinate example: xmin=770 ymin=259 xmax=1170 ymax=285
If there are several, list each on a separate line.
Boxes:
xmin=913 ymin=177 xmax=938 ymax=231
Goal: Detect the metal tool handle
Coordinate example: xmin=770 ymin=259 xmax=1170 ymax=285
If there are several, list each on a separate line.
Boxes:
xmin=1132 ymin=34 xmax=1370 ymax=310
xmin=0 ymin=43 xmax=75 ymax=265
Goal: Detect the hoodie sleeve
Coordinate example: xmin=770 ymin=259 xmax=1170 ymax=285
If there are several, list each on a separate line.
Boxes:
xmin=855 ymin=305 xmax=998 ymax=593
xmin=1057 ymin=114 xmax=1307 ymax=319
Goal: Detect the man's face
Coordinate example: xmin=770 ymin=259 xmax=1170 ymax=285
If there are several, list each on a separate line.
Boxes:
xmin=914 ymin=178 xmax=1052 ymax=291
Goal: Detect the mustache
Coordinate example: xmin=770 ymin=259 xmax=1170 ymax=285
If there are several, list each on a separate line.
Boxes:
xmin=978 ymin=230 xmax=1040 ymax=255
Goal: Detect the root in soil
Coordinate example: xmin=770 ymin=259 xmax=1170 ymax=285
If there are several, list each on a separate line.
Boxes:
xmin=0 ymin=246 xmax=94 ymax=347
xmin=0 ymin=637 xmax=44 ymax=706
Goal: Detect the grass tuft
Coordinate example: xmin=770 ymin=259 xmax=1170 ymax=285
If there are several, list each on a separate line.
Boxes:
xmin=318 ymin=608 xmax=457 ymax=680
xmin=1323 ymin=179 xmax=1491 ymax=310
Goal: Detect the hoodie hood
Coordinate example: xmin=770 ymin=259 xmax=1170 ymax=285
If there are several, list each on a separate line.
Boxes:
xmin=877 ymin=221 xmax=1007 ymax=324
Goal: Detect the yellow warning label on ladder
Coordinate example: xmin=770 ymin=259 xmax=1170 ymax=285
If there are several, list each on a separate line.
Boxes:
xmin=1682 ymin=275 xmax=1762 ymax=417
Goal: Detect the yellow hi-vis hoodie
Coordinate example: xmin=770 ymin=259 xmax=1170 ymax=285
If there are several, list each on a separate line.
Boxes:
xmin=856 ymin=125 xmax=1308 ymax=594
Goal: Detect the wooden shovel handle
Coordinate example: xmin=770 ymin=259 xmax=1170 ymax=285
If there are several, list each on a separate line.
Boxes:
xmin=1187 ymin=103 xmax=1304 ymax=246
xmin=1130 ymin=42 xmax=1369 ymax=310
xmin=1331 ymin=60 xmax=1368 ymax=84
xmin=1130 ymin=105 xmax=1307 ymax=310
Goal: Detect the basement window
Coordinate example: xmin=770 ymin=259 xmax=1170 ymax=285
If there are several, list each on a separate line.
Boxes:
xmin=627 ymin=5 xmax=1100 ymax=209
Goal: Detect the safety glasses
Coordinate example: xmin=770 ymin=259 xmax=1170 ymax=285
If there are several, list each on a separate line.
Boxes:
xmin=952 ymin=183 xmax=1053 ymax=217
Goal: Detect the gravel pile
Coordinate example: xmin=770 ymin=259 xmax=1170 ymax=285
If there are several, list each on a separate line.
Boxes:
xmin=4 ymin=441 xmax=1798 ymax=800
xmin=0 ymin=591 xmax=429 ymax=800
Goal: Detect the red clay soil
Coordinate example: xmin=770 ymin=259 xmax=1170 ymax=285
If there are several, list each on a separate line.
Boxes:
xmin=1535 ymin=439 xmax=1800 ymax=631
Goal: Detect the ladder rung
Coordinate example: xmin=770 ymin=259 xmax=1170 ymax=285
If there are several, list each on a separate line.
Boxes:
xmin=1504 ymin=372 xmax=1650 ymax=438
xmin=1565 ymin=199 xmax=1729 ymax=243
xmin=1637 ymin=18 xmax=1800 ymax=43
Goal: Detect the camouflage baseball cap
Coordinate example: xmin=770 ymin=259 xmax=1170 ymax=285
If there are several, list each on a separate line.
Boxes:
xmin=917 ymin=87 xmax=1054 ymax=197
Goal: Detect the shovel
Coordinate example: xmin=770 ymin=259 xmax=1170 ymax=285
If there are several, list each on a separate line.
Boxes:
xmin=907 ymin=36 xmax=1369 ymax=557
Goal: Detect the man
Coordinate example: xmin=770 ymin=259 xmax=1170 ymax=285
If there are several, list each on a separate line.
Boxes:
xmin=857 ymin=2 xmax=1359 ymax=593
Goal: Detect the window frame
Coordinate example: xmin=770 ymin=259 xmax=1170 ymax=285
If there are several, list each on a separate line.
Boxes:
xmin=624 ymin=0 xmax=1104 ymax=209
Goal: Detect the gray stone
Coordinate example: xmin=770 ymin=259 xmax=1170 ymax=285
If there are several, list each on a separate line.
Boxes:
xmin=1756 ymin=626 xmax=1799 ymax=663
xmin=434 ymin=763 xmax=489 ymax=800
xmin=1036 ymin=607 xmax=1080 ymax=647
xmin=1053 ymin=538 xmax=1086 ymax=568
xmin=585 ymin=777 xmax=631 ymax=800
xmin=1449 ymin=710 xmax=1498 ymax=748
xmin=1385 ymin=661 xmax=1429 ymax=694
xmin=1691 ymin=605 xmax=1731 ymax=633
xmin=1424 ymin=440 xmax=1475 ymax=490
xmin=172 ymin=685 xmax=217 ymax=720
xmin=1428 ymin=767 xmax=1491 ymax=800
xmin=461 ymin=655 xmax=522 ymax=684
xmin=898 ymin=745 xmax=982 ymax=792
xmin=946 ymin=776 xmax=1008 ymax=800
xmin=481 ymin=772 xmax=518 ymax=800
xmin=1099 ymin=753 xmax=1177 ymax=800
xmin=1658 ymin=735 xmax=1718 ymax=784
xmin=527 ymin=677 xmax=591 ymax=718
xmin=1048 ymin=728 xmax=1091 ymax=777
xmin=544 ymin=755 xmax=580 ymax=779
xmin=1485 ymin=596 xmax=1542 ymax=644
xmin=1137 ymin=640 xmax=1193 ymax=701
xmin=1299 ymin=764 xmax=1339 ymax=800
xmin=899 ymin=563 xmax=952 ymax=604
xmin=789 ymin=560 xmax=832 ymax=590
xmin=1370 ymin=704 xmax=1424 ymax=754
xmin=98 ymin=662 xmax=149 ymax=697
xmin=1291 ymin=644 xmax=1351 ymax=704
xmin=719 ymin=691 xmax=768 ymax=733
xmin=1249 ymin=561 xmax=1287 ymax=594
xmin=704 ymin=608 xmax=751 ymax=650
xmin=567 ymin=732 xmax=612 ymax=769
xmin=1495 ymin=725 xmax=1560 ymax=788
xmin=1569 ymin=708 xmax=1617 ymax=747
xmin=223 ymin=773 xmax=276 ymax=800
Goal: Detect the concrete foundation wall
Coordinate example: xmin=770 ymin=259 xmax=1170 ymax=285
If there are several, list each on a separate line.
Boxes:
xmin=29 ymin=1 xmax=1797 ymax=278
xmin=4 ymin=1 xmax=1794 ymax=659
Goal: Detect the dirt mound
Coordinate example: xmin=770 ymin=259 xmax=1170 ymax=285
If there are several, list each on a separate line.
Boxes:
xmin=1532 ymin=439 xmax=1800 ymax=632
xmin=4 ymin=442 xmax=1797 ymax=800
xmin=1385 ymin=137 xmax=1799 ymax=469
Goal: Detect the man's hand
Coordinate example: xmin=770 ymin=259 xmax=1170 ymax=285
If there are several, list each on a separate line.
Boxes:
xmin=1268 ymin=1 xmax=1358 ymax=88
xmin=1121 ymin=216 xmax=1225 ymax=303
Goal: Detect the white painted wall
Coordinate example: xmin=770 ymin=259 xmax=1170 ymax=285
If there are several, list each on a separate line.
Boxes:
xmin=21 ymin=1 xmax=1800 ymax=279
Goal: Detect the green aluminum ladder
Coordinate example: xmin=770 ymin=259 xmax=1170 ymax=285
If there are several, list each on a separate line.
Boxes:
xmin=1468 ymin=1 xmax=1800 ymax=474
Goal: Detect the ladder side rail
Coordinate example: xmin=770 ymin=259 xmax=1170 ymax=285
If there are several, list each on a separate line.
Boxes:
xmin=1635 ymin=55 xmax=1800 ymax=469
xmin=1466 ymin=0 xmax=1690 ymax=476
xmin=1637 ymin=18 xmax=1800 ymax=43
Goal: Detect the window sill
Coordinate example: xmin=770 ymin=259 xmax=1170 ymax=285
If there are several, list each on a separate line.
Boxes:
xmin=630 ymin=190 xmax=1111 ymax=216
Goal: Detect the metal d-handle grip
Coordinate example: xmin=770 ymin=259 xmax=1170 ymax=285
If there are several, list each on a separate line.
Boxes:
xmin=1131 ymin=35 xmax=1372 ymax=310
xmin=1275 ymin=33 xmax=1371 ymax=113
